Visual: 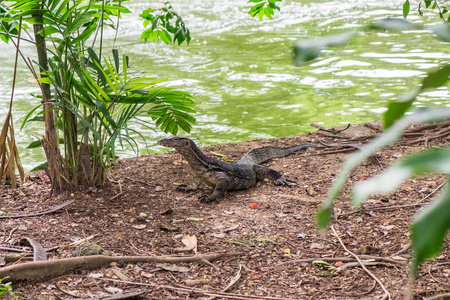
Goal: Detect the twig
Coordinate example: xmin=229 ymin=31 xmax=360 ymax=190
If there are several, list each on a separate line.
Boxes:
xmin=426 ymin=293 xmax=450 ymax=300
xmin=0 ymin=200 xmax=74 ymax=219
xmin=336 ymin=261 xmax=401 ymax=272
xmin=3 ymin=227 xmax=18 ymax=243
xmin=276 ymin=255 xmax=406 ymax=266
xmin=331 ymin=226 xmax=391 ymax=300
xmin=110 ymin=192 xmax=124 ymax=201
xmin=208 ymin=264 xmax=242 ymax=300
xmin=393 ymin=242 xmax=411 ymax=256
xmin=124 ymin=176 xmax=152 ymax=186
xmin=310 ymin=123 xmax=351 ymax=134
xmin=311 ymin=148 xmax=356 ymax=156
xmin=99 ymin=278 xmax=309 ymax=300
xmin=427 ymin=264 xmax=450 ymax=287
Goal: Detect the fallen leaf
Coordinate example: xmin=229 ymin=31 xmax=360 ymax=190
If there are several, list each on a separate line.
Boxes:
xmin=250 ymin=274 xmax=259 ymax=279
xmin=283 ymin=248 xmax=291 ymax=254
xmin=249 ymin=203 xmax=260 ymax=208
xmin=156 ymin=264 xmax=189 ymax=272
xmin=222 ymin=264 xmax=242 ymax=292
xmin=334 ymin=261 xmax=345 ymax=267
xmin=181 ymin=235 xmax=198 ymax=253
xmin=223 ymin=224 xmax=239 ymax=233
xmin=131 ymin=224 xmax=146 ymax=230
xmin=211 ymin=233 xmax=226 ymax=239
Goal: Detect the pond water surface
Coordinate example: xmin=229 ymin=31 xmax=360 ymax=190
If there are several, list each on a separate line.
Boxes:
xmin=0 ymin=0 xmax=449 ymax=170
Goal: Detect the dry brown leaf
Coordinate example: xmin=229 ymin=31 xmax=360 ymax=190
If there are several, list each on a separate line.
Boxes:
xmin=181 ymin=234 xmax=198 ymax=254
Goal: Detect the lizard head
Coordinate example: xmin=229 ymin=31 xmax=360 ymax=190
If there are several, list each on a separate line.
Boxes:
xmin=157 ymin=136 xmax=194 ymax=149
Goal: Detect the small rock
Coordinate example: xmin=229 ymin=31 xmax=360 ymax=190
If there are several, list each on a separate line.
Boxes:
xmin=139 ymin=212 xmax=148 ymax=218
xmin=110 ymin=213 xmax=119 ymax=218
xmin=155 ymin=186 xmax=163 ymax=192
xmin=306 ymin=187 xmax=317 ymax=197
xmin=74 ymin=242 xmax=112 ymax=257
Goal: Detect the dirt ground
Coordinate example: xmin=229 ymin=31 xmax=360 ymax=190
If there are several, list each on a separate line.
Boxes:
xmin=1 ymin=121 xmax=450 ymax=300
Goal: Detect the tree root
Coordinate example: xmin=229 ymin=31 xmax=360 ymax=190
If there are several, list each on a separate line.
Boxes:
xmin=1 ymin=252 xmax=239 ymax=283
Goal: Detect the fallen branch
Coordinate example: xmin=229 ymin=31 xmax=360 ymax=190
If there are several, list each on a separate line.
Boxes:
xmin=331 ymin=226 xmax=391 ymax=300
xmin=310 ymin=123 xmax=351 ymax=134
xmin=1 ymin=252 xmax=238 ymax=283
xmin=0 ymin=200 xmax=73 ymax=219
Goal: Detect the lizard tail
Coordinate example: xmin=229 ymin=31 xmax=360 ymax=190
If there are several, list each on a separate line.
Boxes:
xmin=238 ymin=144 xmax=314 ymax=165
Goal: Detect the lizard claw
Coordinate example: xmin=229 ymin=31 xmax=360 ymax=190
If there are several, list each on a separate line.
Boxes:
xmin=176 ymin=184 xmax=196 ymax=192
xmin=274 ymin=177 xmax=297 ymax=186
xmin=199 ymin=194 xmax=221 ymax=203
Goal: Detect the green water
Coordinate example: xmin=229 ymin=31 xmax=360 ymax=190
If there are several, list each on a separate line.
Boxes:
xmin=0 ymin=0 xmax=449 ymax=170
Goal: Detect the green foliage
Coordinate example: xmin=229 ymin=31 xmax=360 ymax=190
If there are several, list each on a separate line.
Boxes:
xmin=417 ymin=0 xmax=449 ymax=21
xmin=140 ymin=2 xmax=191 ymax=45
xmin=314 ymin=4 xmax=450 ymax=274
xmin=1 ymin=0 xmax=196 ymax=186
xmin=248 ymin=0 xmax=281 ymax=21
xmin=0 ymin=277 xmax=17 ymax=299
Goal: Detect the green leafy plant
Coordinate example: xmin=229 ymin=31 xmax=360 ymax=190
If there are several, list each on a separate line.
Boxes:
xmin=248 ymin=0 xmax=281 ymax=21
xmin=0 ymin=0 xmax=195 ymax=190
xmin=0 ymin=277 xmax=18 ymax=299
xmin=140 ymin=2 xmax=191 ymax=45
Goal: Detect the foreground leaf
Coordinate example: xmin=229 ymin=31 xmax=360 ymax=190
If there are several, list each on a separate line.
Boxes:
xmin=317 ymin=108 xmax=450 ymax=230
xmin=294 ymin=31 xmax=356 ymax=65
xmin=383 ymin=64 xmax=450 ymax=128
xmin=352 ymin=148 xmax=450 ymax=206
xmin=411 ymin=183 xmax=450 ymax=274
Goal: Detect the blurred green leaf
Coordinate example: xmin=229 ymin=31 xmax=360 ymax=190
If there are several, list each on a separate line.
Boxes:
xmin=384 ymin=64 xmax=450 ymax=128
xmin=411 ymin=185 xmax=450 ymax=274
xmin=317 ymin=108 xmax=450 ymax=230
xmin=294 ymin=31 xmax=356 ymax=65
xmin=370 ymin=18 xmax=419 ymax=31
xmin=352 ymin=148 xmax=450 ymax=206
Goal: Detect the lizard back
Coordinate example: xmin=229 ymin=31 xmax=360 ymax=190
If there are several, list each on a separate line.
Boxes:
xmin=237 ymin=144 xmax=314 ymax=165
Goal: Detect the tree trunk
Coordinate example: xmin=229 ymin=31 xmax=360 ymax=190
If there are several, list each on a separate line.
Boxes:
xmin=33 ymin=15 xmax=71 ymax=192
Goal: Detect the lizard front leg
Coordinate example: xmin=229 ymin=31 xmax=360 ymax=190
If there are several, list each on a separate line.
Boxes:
xmin=254 ymin=164 xmax=295 ymax=186
xmin=176 ymin=176 xmax=203 ymax=192
xmin=199 ymin=172 xmax=231 ymax=203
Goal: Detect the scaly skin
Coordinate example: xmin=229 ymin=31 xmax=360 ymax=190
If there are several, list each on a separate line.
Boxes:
xmin=158 ymin=136 xmax=313 ymax=203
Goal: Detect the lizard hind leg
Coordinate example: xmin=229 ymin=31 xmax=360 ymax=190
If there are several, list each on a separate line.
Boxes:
xmin=254 ymin=164 xmax=296 ymax=186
